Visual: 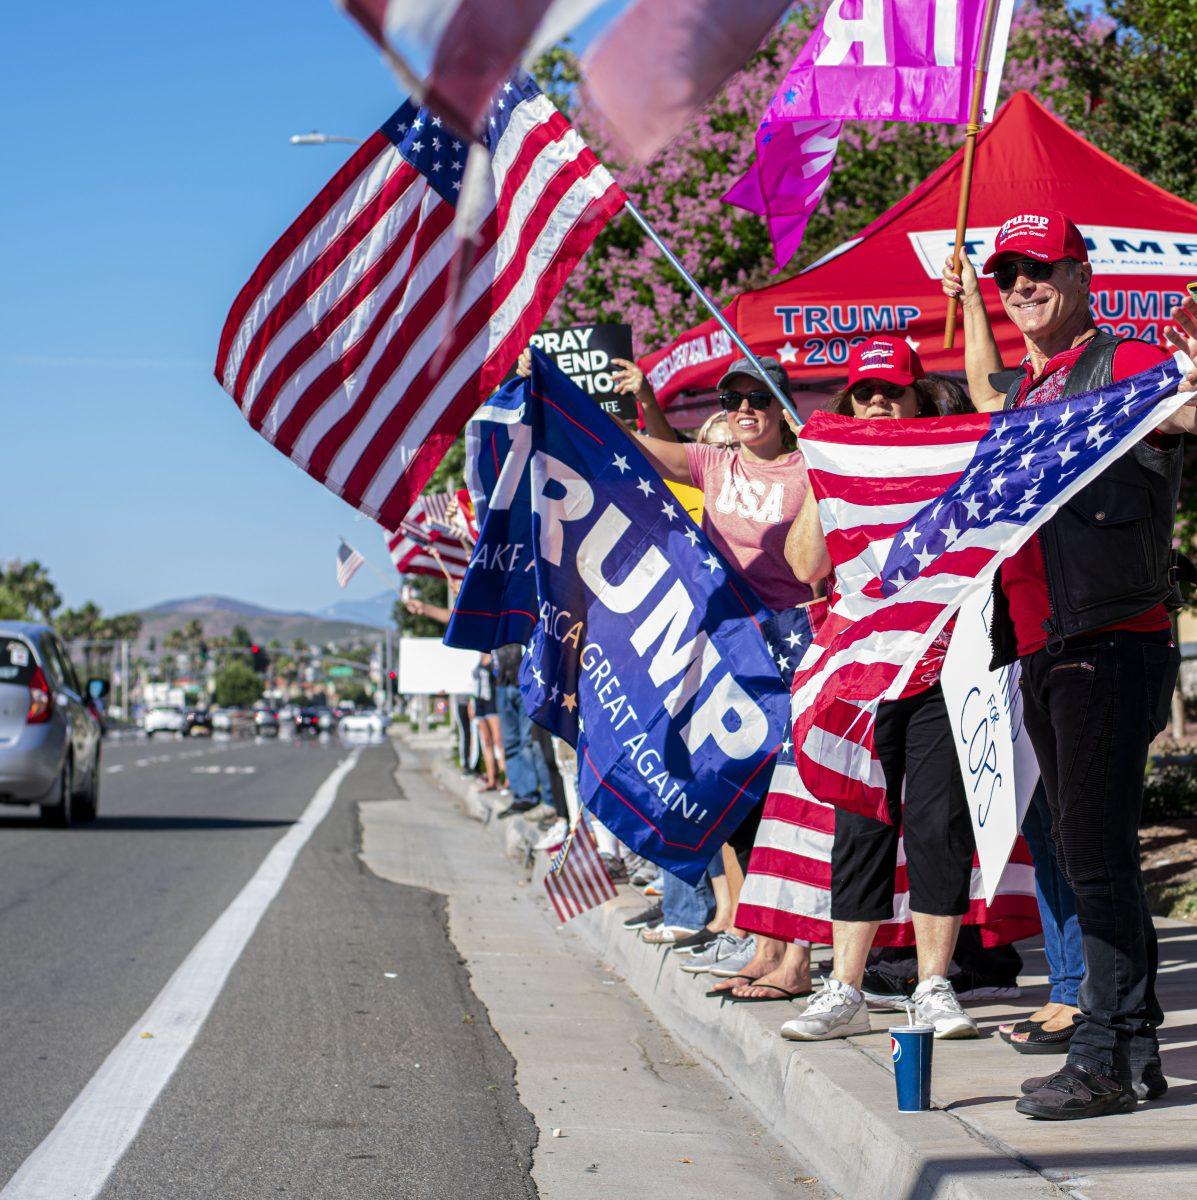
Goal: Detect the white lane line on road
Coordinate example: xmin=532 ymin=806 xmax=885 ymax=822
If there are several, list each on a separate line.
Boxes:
xmin=105 ymin=765 xmax=124 ymax=774
xmin=0 ymin=747 xmax=362 ymax=1200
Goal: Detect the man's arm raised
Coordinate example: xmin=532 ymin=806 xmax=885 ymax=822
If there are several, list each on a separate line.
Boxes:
xmin=943 ymin=254 xmax=1004 ymax=412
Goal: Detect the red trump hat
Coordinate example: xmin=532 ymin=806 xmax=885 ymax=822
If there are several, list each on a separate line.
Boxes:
xmin=983 ymin=210 xmax=1089 ymax=273
xmin=846 ymin=337 xmax=924 ymax=387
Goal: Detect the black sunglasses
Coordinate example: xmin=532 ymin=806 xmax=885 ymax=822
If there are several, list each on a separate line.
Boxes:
xmin=718 ymin=390 xmax=774 ymax=412
xmin=993 ymin=258 xmax=1070 ymax=290
xmin=850 ymin=381 xmax=908 ymax=402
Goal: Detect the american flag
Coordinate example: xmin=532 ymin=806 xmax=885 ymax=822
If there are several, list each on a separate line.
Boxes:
xmin=336 ymin=539 xmax=365 ymax=588
xmin=544 ymin=820 xmax=618 ymax=922
xmin=386 ymin=494 xmax=471 ymax=581
xmin=735 ymin=732 xmax=1040 ymax=948
xmin=214 ymin=74 xmax=625 ymax=532
xmin=790 ymin=355 xmax=1190 ymax=824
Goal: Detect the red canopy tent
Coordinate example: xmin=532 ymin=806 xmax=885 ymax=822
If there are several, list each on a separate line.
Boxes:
xmin=640 ymin=91 xmax=1197 ymax=420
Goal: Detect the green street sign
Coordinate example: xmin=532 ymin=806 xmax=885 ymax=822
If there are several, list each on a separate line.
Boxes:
xmin=328 ymin=665 xmax=355 ymax=678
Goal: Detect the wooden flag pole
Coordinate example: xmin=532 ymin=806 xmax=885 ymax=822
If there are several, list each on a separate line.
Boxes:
xmin=944 ymin=0 xmax=1001 ymax=350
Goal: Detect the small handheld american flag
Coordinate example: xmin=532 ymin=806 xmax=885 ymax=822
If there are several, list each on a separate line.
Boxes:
xmin=544 ymin=819 xmax=618 ymax=923
xmin=335 ymin=540 xmax=365 ymax=588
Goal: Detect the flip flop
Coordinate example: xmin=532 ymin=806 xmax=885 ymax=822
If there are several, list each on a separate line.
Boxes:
xmin=729 ymin=984 xmax=808 ymax=1003
xmin=705 ymin=974 xmax=758 ymax=997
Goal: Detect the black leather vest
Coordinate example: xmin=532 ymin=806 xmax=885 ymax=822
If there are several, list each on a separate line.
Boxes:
xmin=988 ymin=332 xmax=1182 ymax=669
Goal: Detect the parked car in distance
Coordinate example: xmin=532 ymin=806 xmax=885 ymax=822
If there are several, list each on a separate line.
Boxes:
xmin=338 ymin=709 xmax=387 ymax=736
xmin=210 ymin=707 xmax=231 ymax=732
xmin=183 ymin=708 xmax=213 ymax=737
xmin=0 ymin=622 xmax=103 ymax=825
xmin=294 ymin=705 xmax=333 ymax=734
xmin=144 ymin=706 xmax=186 ymax=737
xmin=254 ymin=707 xmax=280 ymax=735
xmin=277 ymin=704 xmax=297 ymax=723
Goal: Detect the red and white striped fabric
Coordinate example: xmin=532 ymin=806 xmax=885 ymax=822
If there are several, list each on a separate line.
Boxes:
xmin=544 ymin=822 xmax=618 ymax=922
xmin=789 ymin=362 xmax=1189 ymax=824
xmin=386 ymin=495 xmax=471 ymax=581
xmin=338 ymin=1 xmax=608 ymax=136
xmin=214 ymin=74 xmax=625 ymax=533
xmin=736 ymin=749 xmax=1040 ymax=949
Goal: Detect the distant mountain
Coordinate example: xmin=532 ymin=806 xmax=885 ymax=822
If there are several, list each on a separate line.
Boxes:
xmin=143 ymin=594 xmax=314 ymax=620
xmin=129 ymin=594 xmax=385 ymax=654
xmin=315 ymin=590 xmax=394 ymax=629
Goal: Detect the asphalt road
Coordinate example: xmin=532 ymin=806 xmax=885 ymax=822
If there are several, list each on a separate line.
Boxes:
xmin=0 ymin=733 xmax=538 ymax=1200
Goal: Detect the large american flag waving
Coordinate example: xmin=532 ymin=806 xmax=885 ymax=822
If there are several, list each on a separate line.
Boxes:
xmin=792 ymin=354 xmax=1192 ymax=824
xmin=214 ymin=74 xmax=625 ymax=530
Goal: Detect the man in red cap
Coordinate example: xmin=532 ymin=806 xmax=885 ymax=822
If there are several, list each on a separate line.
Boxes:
xmin=943 ymin=213 xmax=1197 ymax=1119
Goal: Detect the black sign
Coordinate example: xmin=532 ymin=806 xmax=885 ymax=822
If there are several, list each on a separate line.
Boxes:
xmin=528 ymin=322 xmax=637 ymax=421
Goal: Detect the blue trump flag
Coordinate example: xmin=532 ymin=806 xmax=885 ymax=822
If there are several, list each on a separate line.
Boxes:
xmin=446 ymin=350 xmax=811 ymax=883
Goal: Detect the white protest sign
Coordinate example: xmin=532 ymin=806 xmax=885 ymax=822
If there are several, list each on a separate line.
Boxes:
xmin=939 ymin=589 xmax=1039 ymax=903
xmin=398 ymin=638 xmax=478 ymax=696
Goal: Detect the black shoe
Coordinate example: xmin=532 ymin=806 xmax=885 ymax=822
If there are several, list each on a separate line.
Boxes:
xmin=497 ymin=798 xmax=537 ymax=819
xmin=623 ymin=902 xmax=663 ymax=931
xmin=1022 ymin=1059 xmax=1167 ymax=1101
xmin=1015 ymin=1063 xmax=1136 ymax=1120
xmin=1132 ymin=1061 xmax=1168 ymax=1102
xmin=671 ymin=927 xmax=720 ymax=955
xmin=860 ymin=965 xmax=915 ymax=1010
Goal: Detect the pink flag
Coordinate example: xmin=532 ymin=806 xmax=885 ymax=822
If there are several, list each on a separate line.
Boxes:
xmin=726 ymin=0 xmax=1015 ymax=269
xmin=581 ymin=0 xmax=792 ymax=165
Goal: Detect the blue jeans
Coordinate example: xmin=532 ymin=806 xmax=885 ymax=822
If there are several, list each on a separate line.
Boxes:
xmin=495 ymin=684 xmax=551 ymax=803
xmin=1021 ymin=782 xmax=1083 ymax=1006
xmin=663 ymin=870 xmax=714 ymax=930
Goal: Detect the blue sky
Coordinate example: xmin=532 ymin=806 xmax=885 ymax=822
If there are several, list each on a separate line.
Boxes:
xmin=1 ymin=1 xmax=625 ymax=618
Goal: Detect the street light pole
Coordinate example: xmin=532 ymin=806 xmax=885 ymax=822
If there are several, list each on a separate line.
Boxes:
xmin=289 ymin=132 xmax=365 ymax=146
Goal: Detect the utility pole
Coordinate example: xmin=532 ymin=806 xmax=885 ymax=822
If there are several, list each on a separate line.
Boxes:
xmin=121 ymin=638 xmax=130 ymax=720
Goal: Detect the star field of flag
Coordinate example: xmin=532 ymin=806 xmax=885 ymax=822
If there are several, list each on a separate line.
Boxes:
xmin=879 ymin=362 xmax=1185 ymax=596
xmin=382 ymin=75 xmax=539 ymax=206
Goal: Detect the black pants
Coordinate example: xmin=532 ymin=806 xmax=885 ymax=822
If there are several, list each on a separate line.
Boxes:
xmin=831 ymin=684 xmax=975 ymax=921
xmin=1020 ymin=628 xmax=1178 ymax=1082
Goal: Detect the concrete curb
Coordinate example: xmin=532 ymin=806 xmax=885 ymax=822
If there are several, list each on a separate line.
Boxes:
xmin=413 ymin=737 xmax=1065 ymax=1200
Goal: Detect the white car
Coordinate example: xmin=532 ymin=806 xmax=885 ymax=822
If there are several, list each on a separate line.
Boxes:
xmin=338 ymin=710 xmax=387 ymax=735
xmin=144 ymin=706 xmax=185 ymax=737
xmin=210 ymin=708 xmax=231 ymax=732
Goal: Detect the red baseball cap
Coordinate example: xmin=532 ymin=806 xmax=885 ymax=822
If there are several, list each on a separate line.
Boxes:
xmin=846 ymin=337 xmax=924 ymax=387
xmin=982 ymin=210 xmax=1089 ymax=273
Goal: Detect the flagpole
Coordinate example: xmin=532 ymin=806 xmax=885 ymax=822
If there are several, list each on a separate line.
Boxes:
xmin=342 ymin=536 xmax=404 ymax=597
xmin=622 ymin=200 xmax=803 ymax=428
xmin=944 ymin=0 xmax=1001 ymax=350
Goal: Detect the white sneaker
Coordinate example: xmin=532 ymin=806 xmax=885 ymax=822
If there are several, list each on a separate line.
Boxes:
xmin=913 ymin=975 xmax=979 ymax=1040
xmin=780 ymin=978 xmax=871 ymax=1041
xmin=533 ymin=818 xmax=568 ymax=852
xmin=681 ymin=933 xmax=754 ymax=975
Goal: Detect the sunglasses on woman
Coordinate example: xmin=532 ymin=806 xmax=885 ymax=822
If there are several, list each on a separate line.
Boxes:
xmin=993 ymin=258 xmax=1069 ymax=291
xmin=850 ymin=381 xmax=908 ymax=402
xmin=717 ymin=390 xmax=774 ymax=412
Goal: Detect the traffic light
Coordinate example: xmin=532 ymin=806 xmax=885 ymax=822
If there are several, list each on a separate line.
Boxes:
xmin=388 ymin=669 xmax=398 ymax=699
xmin=250 ymin=644 xmax=269 ymax=674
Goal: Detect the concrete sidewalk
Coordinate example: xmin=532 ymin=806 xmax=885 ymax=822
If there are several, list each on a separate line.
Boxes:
xmin=407 ymin=729 xmax=1197 ymax=1200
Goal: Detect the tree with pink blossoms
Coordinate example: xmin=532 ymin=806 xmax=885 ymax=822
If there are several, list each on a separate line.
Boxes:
xmin=544 ymin=2 xmax=1193 ymax=358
